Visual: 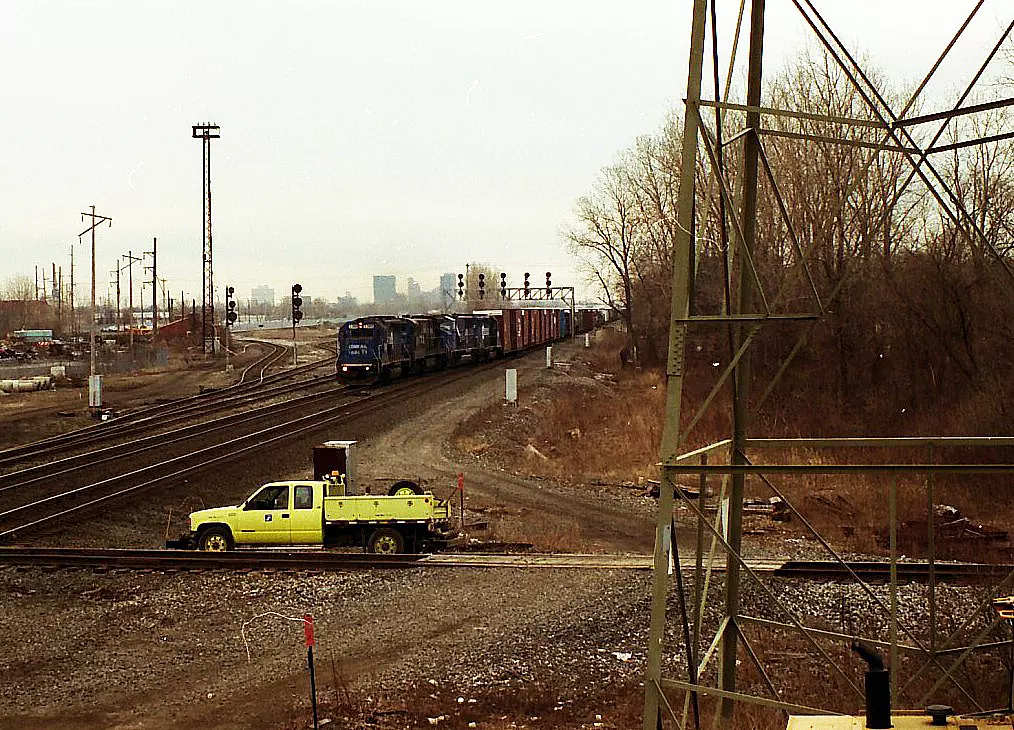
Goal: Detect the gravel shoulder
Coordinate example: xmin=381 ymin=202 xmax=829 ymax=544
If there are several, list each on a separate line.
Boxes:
xmin=1 ymin=337 xmax=1003 ymax=728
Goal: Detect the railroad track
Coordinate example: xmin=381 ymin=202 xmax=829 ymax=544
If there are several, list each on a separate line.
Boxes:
xmin=0 ymin=341 xmax=328 ymax=468
xmin=0 ymin=546 xmax=1010 ymax=580
xmin=0 ymin=363 xmax=508 ymax=541
xmin=0 ymin=374 xmax=353 ymax=493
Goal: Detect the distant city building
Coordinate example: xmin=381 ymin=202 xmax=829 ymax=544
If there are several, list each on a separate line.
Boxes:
xmin=407 ymin=277 xmax=421 ymax=298
xmin=373 ymin=275 xmax=397 ymax=305
xmin=439 ymin=273 xmax=456 ymax=306
xmin=336 ymin=293 xmax=358 ymax=311
xmin=250 ymin=285 xmax=274 ymax=306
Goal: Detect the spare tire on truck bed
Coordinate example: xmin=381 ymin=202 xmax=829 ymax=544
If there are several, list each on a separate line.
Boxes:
xmin=388 ymin=480 xmax=423 ymax=496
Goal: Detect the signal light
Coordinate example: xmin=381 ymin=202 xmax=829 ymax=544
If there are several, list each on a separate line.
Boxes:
xmin=500 ymin=272 xmax=507 ymax=300
xmin=523 ymin=272 xmax=530 ymax=298
xmin=292 ymin=283 xmax=303 ymax=323
xmin=457 ymin=273 xmax=464 ymax=299
xmin=225 ymin=286 xmax=237 ymax=325
xmin=545 ymin=271 xmax=552 ymax=296
xmin=478 ymin=272 xmax=485 ymax=300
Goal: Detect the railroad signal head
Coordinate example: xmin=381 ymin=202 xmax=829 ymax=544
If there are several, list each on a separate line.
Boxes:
xmin=478 ymin=272 xmax=485 ymax=300
xmin=545 ymin=271 xmax=552 ymax=295
xmin=457 ymin=273 xmax=464 ymax=299
xmin=523 ymin=272 xmax=530 ymax=298
xmin=291 ymin=283 xmax=303 ymax=323
xmin=500 ymin=272 xmax=507 ymax=299
xmin=225 ymin=287 xmax=237 ymax=325
xmin=226 ymin=286 xmax=237 ymax=325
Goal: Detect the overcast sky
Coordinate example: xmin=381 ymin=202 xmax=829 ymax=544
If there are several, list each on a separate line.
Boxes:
xmin=2 ymin=2 xmax=1009 ymax=307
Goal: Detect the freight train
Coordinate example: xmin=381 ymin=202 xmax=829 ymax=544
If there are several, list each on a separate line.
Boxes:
xmin=336 ymin=308 xmax=593 ymax=380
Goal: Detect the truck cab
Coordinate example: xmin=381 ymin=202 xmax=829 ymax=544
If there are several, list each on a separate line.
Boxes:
xmin=185 ymin=480 xmax=331 ymax=551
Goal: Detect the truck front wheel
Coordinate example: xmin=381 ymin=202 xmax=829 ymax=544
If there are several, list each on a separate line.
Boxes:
xmin=199 ymin=527 xmax=234 ymax=552
xmin=367 ymin=528 xmax=405 ymax=555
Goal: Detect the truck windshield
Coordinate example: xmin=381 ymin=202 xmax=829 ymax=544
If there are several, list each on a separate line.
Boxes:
xmin=245 ymin=485 xmax=289 ymax=510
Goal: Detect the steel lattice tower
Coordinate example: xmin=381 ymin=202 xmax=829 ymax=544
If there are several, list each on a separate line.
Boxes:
xmin=192 ymin=123 xmax=220 ymax=355
xmin=643 ymin=2 xmax=1014 ymax=728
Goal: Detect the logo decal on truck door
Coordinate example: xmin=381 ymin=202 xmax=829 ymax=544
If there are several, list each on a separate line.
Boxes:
xmin=264 ymin=514 xmax=273 ymax=522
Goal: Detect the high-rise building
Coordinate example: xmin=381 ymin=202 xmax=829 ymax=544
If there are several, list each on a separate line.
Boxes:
xmin=250 ymin=285 xmax=274 ymax=306
xmin=439 ymin=273 xmax=456 ymax=306
xmin=373 ymin=275 xmax=397 ymax=305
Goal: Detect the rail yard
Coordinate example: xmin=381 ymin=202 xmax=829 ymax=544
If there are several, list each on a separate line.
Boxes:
xmin=0 ymin=330 xmax=1007 ymax=730
xmin=0 ymin=331 xmax=664 ymax=729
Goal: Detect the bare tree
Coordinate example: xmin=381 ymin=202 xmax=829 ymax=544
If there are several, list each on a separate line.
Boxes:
xmin=2 ymin=274 xmax=35 ymax=301
xmin=565 ymin=161 xmax=641 ymax=365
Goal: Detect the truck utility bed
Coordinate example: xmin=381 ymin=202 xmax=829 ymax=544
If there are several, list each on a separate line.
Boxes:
xmin=323 ymin=493 xmax=450 ymax=523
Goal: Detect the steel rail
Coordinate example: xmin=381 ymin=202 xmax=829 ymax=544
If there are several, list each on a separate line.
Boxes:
xmin=0 ymin=355 xmax=337 ymax=471
xmin=0 ymin=375 xmax=350 ymax=487
xmin=0 ymin=381 xmax=367 ymax=495
xmin=0 ymin=548 xmax=1008 ymax=580
xmin=0 ymin=342 xmax=295 ymax=463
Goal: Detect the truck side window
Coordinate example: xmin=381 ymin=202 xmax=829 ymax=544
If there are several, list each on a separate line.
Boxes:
xmin=294 ymin=485 xmax=313 ymax=510
xmin=272 ymin=486 xmax=289 ymax=510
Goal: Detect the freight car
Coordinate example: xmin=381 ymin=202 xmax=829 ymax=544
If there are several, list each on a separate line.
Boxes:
xmin=561 ymin=308 xmax=607 ymax=338
xmin=337 ymin=309 xmax=562 ymax=381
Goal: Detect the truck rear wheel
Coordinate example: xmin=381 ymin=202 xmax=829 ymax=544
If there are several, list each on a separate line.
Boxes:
xmin=367 ymin=528 xmax=405 ymax=554
xmin=199 ymin=527 xmax=233 ymax=552
xmin=388 ymin=480 xmax=423 ymax=496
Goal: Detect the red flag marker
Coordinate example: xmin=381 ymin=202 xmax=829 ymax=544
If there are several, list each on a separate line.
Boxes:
xmin=303 ymin=614 xmax=315 ymax=647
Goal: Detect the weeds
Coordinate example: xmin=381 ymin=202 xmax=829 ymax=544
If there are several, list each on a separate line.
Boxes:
xmin=486 ymin=510 xmax=584 ymax=552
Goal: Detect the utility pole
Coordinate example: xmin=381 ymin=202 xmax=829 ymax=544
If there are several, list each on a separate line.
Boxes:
xmin=192 ymin=123 xmax=221 ymax=356
xmin=147 ymin=238 xmax=158 ymax=334
xmin=122 ymin=251 xmax=142 ymax=352
xmin=70 ymin=245 xmax=76 ymax=336
xmin=79 ymin=206 xmax=112 ymax=413
xmin=110 ymin=263 xmax=121 ymax=332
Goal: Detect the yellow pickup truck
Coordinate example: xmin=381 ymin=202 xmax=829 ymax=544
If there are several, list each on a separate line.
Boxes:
xmin=166 ymin=474 xmax=453 ymax=554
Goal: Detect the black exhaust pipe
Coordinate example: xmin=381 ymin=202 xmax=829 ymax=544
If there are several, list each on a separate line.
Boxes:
xmin=852 ymin=640 xmax=892 ymax=729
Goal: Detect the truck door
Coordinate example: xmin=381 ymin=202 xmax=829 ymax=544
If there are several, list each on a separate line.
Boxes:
xmin=235 ymin=484 xmax=292 ymax=545
xmin=289 ymin=484 xmax=323 ymax=544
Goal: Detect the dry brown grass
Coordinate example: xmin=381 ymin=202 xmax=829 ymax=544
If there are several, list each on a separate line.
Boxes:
xmin=522 ymin=329 xmax=666 ymax=484
xmin=457 ymin=325 xmax=1014 ymax=561
xmin=485 ymin=510 xmax=584 ymax=552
